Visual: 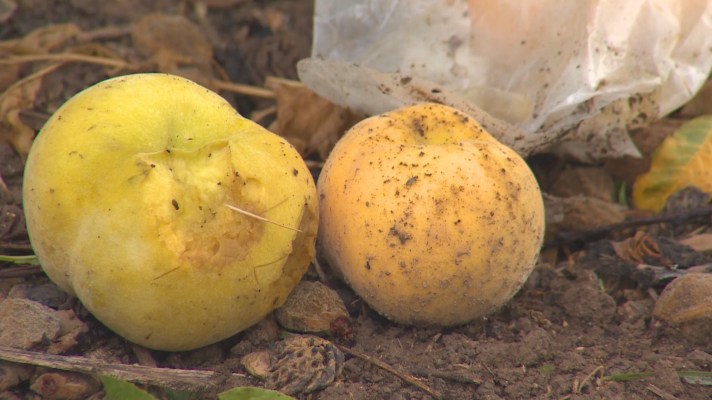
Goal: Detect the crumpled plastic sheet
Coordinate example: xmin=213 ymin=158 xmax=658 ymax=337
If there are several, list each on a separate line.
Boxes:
xmin=301 ymin=0 xmax=712 ymax=161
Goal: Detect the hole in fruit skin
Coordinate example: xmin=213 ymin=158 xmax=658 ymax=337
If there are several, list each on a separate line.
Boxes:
xmin=137 ymin=140 xmax=265 ymax=270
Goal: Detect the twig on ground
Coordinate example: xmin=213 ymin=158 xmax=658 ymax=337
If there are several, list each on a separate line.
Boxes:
xmin=0 ymin=54 xmax=133 ymax=70
xmin=0 ymin=54 xmax=278 ymax=99
xmin=75 ymin=26 xmax=133 ymax=43
xmin=211 ymin=79 xmax=275 ymax=99
xmin=0 ymin=62 xmax=66 ymax=105
xmin=0 ymin=346 xmax=248 ymax=392
xmin=576 ymin=365 xmax=604 ymax=393
xmin=545 ymin=206 xmax=712 ymax=248
xmin=646 ymin=384 xmax=678 ymax=400
xmin=251 ymin=106 xmax=277 ymax=124
xmin=0 ymin=242 xmax=33 ymax=250
xmin=0 ymin=265 xmax=43 ymax=278
xmin=334 ymin=344 xmax=443 ymax=400
xmin=411 ymin=368 xmax=482 ymax=385
xmin=312 ymin=258 xmax=327 ymax=283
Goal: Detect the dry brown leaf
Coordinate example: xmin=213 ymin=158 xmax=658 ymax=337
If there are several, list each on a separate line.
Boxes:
xmin=0 ymin=76 xmax=44 ymax=159
xmin=263 ymin=8 xmax=286 ymax=33
xmin=604 ymin=118 xmax=683 ymax=188
xmin=0 ymin=23 xmax=80 ymax=54
xmin=267 ymin=78 xmax=366 ymax=159
xmin=549 ymin=166 xmax=616 ymax=202
xmin=610 ymin=232 xmax=663 ymax=264
xmin=0 ymin=361 xmax=34 ymax=392
xmin=0 ymin=64 xmax=20 ymax=93
xmin=544 ymin=194 xmax=627 ymax=237
xmin=680 ymin=79 xmax=712 ymax=118
xmin=0 ymin=0 xmax=17 ymax=24
xmin=132 ymin=14 xmax=216 ymax=87
xmin=679 ymin=233 xmax=712 ymax=253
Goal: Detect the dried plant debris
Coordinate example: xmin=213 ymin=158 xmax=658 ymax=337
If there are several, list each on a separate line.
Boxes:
xmin=266 ymin=78 xmax=365 ymax=159
xmin=0 ymin=361 xmax=34 ymax=391
xmin=29 ymin=369 xmax=101 ymax=400
xmin=549 ymin=166 xmax=616 ymax=202
xmin=265 ymin=336 xmax=344 ymax=395
xmin=577 ymin=233 xmax=710 ymax=288
xmin=131 ymin=14 xmax=216 ymax=88
xmin=544 ymin=194 xmax=627 ymax=236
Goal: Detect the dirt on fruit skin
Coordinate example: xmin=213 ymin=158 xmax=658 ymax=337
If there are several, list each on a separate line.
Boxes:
xmin=2 ymin=1 xmax=712 ymax=400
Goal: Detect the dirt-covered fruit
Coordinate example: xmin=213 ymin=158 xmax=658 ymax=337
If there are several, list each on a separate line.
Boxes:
xmin=317 ymin=103 xmax=544 ymax=326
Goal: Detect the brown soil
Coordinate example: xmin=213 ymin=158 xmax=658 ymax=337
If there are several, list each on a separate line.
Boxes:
xmin=1 ymin=1 xmax=712 ymax=400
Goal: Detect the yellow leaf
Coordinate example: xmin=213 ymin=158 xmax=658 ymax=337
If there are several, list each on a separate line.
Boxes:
xmin=633 ymin=116 xmax=712 ymax=211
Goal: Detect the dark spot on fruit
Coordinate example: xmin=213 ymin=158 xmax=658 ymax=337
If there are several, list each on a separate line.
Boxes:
xmin=365 ymin=261 xmax=371 ymax=270
xmin=389 ymin=226 xmax=412 ymax=244
xmin=172 ymin=199 xmax=179 ymax=210
xmin=293 ymin=169 xmax=298 ymax=176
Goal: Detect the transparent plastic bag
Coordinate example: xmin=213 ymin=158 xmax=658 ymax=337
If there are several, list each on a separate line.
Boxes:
xmin=301 ymin=0 xmax=712 ymax=161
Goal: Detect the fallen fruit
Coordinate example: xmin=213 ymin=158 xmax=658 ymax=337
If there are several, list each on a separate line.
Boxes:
xmin=23 ymin=73 xmax=318 ymax=351
xmin=317 ymin=103 xmax=545 ymax=326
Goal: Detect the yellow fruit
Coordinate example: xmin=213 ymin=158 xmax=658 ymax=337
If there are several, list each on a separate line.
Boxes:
xmin=23 ymin=74 xmax=318 ymax=351
xmin=318 ymin=103 xmax=544 ymax=326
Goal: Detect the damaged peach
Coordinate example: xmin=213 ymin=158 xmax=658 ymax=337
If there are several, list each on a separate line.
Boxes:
xmin=23 ymin=74 xmax=318 ymax=351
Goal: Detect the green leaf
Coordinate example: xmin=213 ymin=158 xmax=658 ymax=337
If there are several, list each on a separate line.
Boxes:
xmin=218 ymin=387 xmax=297 ymax=400
xmin=539 ymin=365 xmax=555 ymax=374
xmin=678 ymin=371 xmax=712 ymax=386
xmin=101 ymin=375 xmax=158 ymax=400
xmin=0 ymin=255 xmax=40 ymax=265
xmin=633 ymin=115 xmax=712 ymax=211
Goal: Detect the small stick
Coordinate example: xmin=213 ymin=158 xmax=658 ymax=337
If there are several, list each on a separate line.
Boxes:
xmin=0 ymin=54 xmax=278 ymax=100
xmin=251 ymin=106 xmax=277 ymax=124
xmin=545 ymin=205 xmax=712 ymax=248
xmin=0 ymin=62 xmax=66 ymax=105
xmin=411 ymin=368 xmax=482 ymax=385
xmin=0 ymin=54 xmax=134 ymax=70
xmin=646 ymin=384 xmax=678 ymax=400
xmin=0 ymin=265 xmax=43 ymax=278
xmin=576 ymin=365 xmax=604 ymax=393
xmin=224 ymin=204 xmax=302 ymax=233
xmin=75 ymin=26 xmax=133 ymax=43
xmin=334 ymin=344 xmax=443 ymax=400
xmin=0 ymin=242 xmax=33 ymax=250
xmin=312 ymin=258 xmax=327 ymax=283
xmin=0 ymin=346 xmax=247 ymax=392
xmin=211 ymin=80 xmax=275 ymax=99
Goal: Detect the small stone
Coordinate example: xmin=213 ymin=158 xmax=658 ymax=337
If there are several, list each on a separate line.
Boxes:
xmin=0 ymin=299 xmax=61 ymax=349
xmin=275 ymin=281 xmax=349 ymax=333
xmin=654 ymin=273 xmax=712 ymax=345
xmin=241 ymin=350 xmax=272 ymax=380
xmin=244 ymin=313 xmax=279 ymax=346
xmin=8 ymin=284 xmax=69 ymax=309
